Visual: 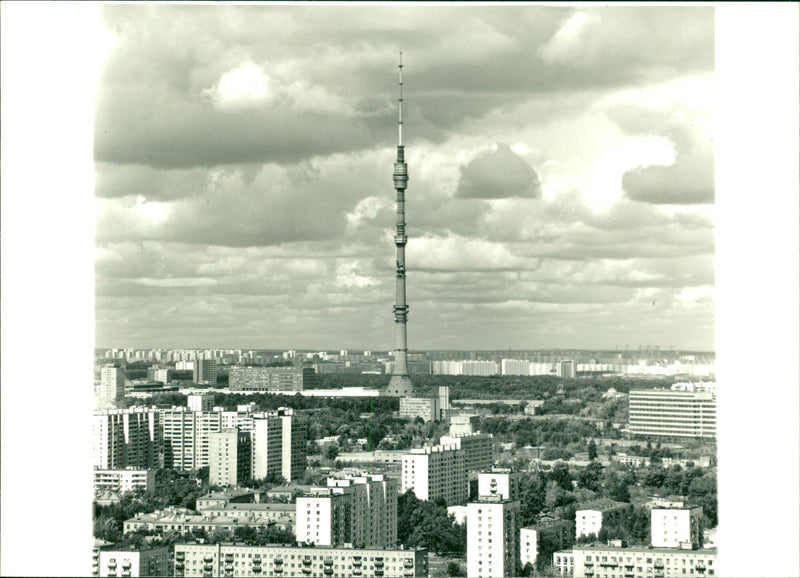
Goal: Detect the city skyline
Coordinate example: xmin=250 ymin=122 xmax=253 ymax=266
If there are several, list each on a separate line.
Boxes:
xmin=95 ymin=6 xmax=715 ymax=351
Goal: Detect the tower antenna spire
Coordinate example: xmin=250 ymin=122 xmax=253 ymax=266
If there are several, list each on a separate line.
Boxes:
xmin=398 ymin=51 xmax=403 ymax=146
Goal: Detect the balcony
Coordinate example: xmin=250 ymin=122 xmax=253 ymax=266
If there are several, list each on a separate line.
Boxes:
xmin=176 ymin=553 xmax=185 ymax=562
xmin=375 ymin=571 xmax=384 ymax=577
xmin=301 ymin=568 xmax=312 ymax=575
xmin=324 ymin=558 xmax=334 ymax=566
xmin=324 ymin=568 xmax=334 ymax=575
xmin=404 ymin=559 xmax=414 ymax=569
xmin=404 ymin=571 xmax=415 ymax=577
xmin=175 ymin=562 xmax=185 ymax=570
xmin=352 ymin=570 xmax=362 ymax=576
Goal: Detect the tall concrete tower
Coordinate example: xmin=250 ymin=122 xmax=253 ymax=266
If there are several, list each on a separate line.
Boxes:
xmin=387 ymin=53 xmax=414 ymax=397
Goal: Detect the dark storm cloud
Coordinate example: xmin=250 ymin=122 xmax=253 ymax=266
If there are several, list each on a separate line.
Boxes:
xmin=95 ymin=5 xmax=714 ymax=169
xmin=622 ymin=153 xmax=714 ymax=205
xmin=456 ymin=144 xmax=541 ymax=199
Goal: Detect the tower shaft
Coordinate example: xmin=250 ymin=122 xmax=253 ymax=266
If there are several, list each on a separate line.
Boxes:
xmin=388 ymin=53 xmax=414 ymax=397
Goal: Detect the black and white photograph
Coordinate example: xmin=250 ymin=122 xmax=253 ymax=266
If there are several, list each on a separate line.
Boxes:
xmin=1 ymin=4 xmax=798 ymax=577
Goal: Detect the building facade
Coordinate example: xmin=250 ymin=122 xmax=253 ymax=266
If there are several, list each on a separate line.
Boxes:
xmin=575 ymin=500 xmax=630 ymax=539
xmin=467 ymin=495 xmax=521 ymax=578
xmin=93 ymin=469 xmax=156 ymax=495
xmin=92 ymin=408 xmax=162 ymax=470
xmin=193 ymin=359 xmax=218 ymax=385
xmin=399 ymin=397 xmax=440 ymax=422
xmin=98 ymin=366 xmax=126 ymax=407
xmin=401 ymin=444 xmax=467 ymax=504
xmin=296 ymin=474 xmax=397 ymax=549
xmin=252 ymin=407 xmax=306 ymax=482
xmin=229 ymin=366 xmax=316 ymax=392
xmin=440 ymin=433 xmax=494 ymax=473
xmin=568 ymin=544 xmax=718 ymax=578
xmin=173 ymin=543 xmax=428 ymax=578
xmin=94 ymin=547 xmax=171 ymax=578
xmin=629 ymin=389 xmax=717 ymax=439
xmin=188 ymin=394 xmax=215 ymax=412
xmin=476 ymin=467 xmax=521 ymax=501
xmin=651 ymin=506 xmax=704 ymax=549
xmin=519 ymin=519 xmax=572 ymax=568
xmin=209 ymin=429 xmax=252 ymax=487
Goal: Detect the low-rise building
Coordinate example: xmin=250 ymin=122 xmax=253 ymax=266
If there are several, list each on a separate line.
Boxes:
xmin=569 ymin=543 xmax=718 ymax=578
xmin=575 ymin=500 xmax=630 ymax=539
xmin=651 ymin=504 xmax=704 ymax=549
xmin=173 ymin=542 xmax=428 ymax=577
xmin=94 ymin=546 xmax=171 ymax=577
xmin=553 ymin=550 xmax=574 ymax=576
xmin=520 ymin=517 xmax=573 ymax=568
xmin=196 ymin=489 xmax=265 ymax=510
xmin=399 ymin=397 xmax=440 ymax=422
xmin=123 ymin=508 xmax=291 ymax=536
xmin=93 ymin=469 xmax=156 ymax=494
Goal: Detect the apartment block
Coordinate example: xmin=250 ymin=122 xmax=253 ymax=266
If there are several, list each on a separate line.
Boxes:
xmin=449 ymin=414 xmax=480 ymax=436
xmin=209 ymin=429 xmax=252 ymax=487
xmin=651 ymin=505 xmax=704 ymax=549
xmin=629 ymin=389 xmax=717 ymax=440
xmin=501 ymin=359 xmax=529 ymax=376
xmin=193 ymin=359 xmax=218 ymax=385
xmin=441 ymin=433 xmax=494 ymax=473
xmin=399 ymin=397 xmax=440 ymax=422
xmin=520 ymin=518 xmax=572 ymax=568
xmin=160 ymin=409 xmax=222 ymax=471
xmin=296 ymin=474 xmax=397 ymax=549
xmin=402 ymin=444 xmax=467 ymax=504
xmin=477 ymin=467 xmax=521 ymax=501
xmin=92 ymin=408 xmax=162 ymax=470
xmin=229 ymin=366 xmax=317 ymax=392
xmin=94 ymin=546 xmax=171 ymax=577
xmin=467 ymin=495 xmax=521 ymax=578
xmin=188 ymin=394 xmax=215 ymax=412
xmin=97 ymin=366 xmax=126 ymax=407
xmin=252 ymin=407 xmax=306 ymax=482
xmin=173 ymin=543 xmax=428 ymax=578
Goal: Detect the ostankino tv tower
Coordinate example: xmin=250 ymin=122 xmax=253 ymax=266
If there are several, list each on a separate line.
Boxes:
xmin=387 ymin=53 xmax=414 ymax=397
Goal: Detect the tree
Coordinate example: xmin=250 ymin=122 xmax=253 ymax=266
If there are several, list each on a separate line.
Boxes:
xmin=322 ymin=442 xmax=339 ymax=461
xmin=446 ymin=562 xmax=467 ymax=576
xmin=577 ymin=460 xmax=604 ymax=492
xmin=588 ymin=439 xmax=598 ymax=461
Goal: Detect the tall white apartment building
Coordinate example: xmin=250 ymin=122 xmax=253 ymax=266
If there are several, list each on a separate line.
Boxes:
xmin=296 ymin=474 xmax=397 ymax=548
xmin=440 ymin=433 xmax=494 ymax=473
xmin=557 ymin=360 xmax=576 ymax=379
xmin=501 ymin=359 xmax=529 ymax=376
xmin=187 ymin=393 xmax=215 ymax=412
xmin=402 ymin=444 xmax=467 ymax=504
xmin=467 ymin=495 xmax=521 ymax=578
xmin=252 ymin=407 xmax=306 ymax=482
xmin=629 ymin=389 xmax=717 ymax=439
xmin=92 ymin=408 xmax=162 ymax=470
xmin=160 ymin=408 xmax=222 ymax=471
xmin=209 ymin=429 xmax=252 ymax=487
xmin=97 ymin=366 xmax=126 ymax=407
xmin=651 ymin=505 xmax=704 ymax=549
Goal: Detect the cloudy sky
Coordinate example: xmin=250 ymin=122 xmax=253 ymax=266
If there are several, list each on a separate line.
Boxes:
xmin=94 ymin=5 xmax=716 ymax=351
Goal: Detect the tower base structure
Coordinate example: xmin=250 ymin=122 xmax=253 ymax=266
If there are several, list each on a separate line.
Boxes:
xmin=387 ymin=374 xmax=414 ymax=397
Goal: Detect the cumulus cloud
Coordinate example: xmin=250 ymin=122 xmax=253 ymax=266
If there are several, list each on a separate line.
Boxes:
xmin=203 ymin=63 xmax=274 ymax=111
xmin=456 ymin=144 xmax=542 ymax=199
xmin=622 ymin=149 xmax=714 ymax=204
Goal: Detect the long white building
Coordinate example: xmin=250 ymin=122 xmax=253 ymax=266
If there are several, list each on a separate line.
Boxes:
xmin=173 ymin=543 xmax=428 ymax=578
xmin=401 ymin=444 xmax=467 ymax=504
xmin=93 ymin=469 xmax=156 ymax=495
xmin=629 ymin=388 xmax=717 ymax=439
xmin=567 ymin=544 xmax=717 ymax=578
xmin=296 ymin=474 xmax=397 ymax=549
